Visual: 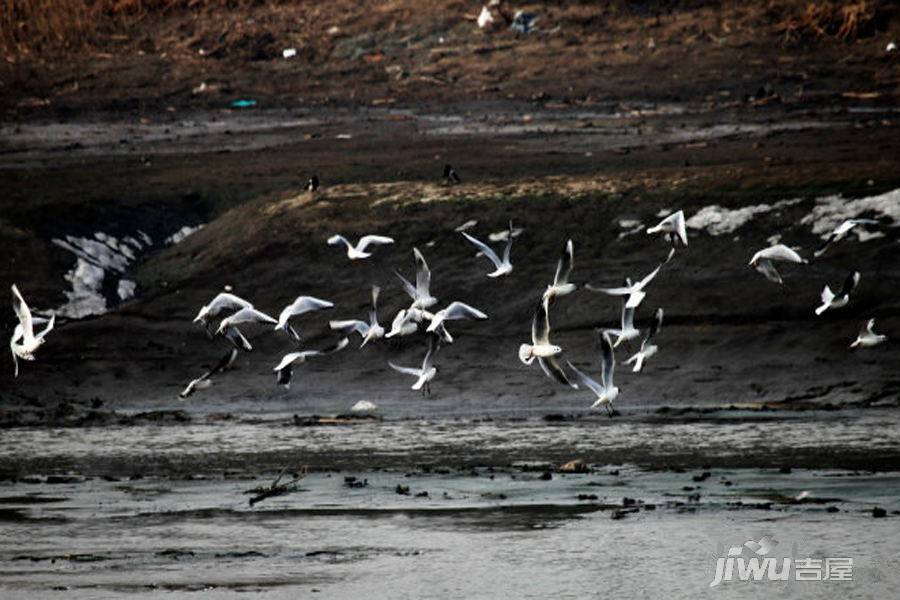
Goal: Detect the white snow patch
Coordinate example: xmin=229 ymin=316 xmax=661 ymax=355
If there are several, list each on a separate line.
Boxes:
xmin=686 ymin=199 xmax=801 ymax=236
xmin=165 ymin=224 xmax=204 ymax=245
xmin=117 ymin=279 xmax=137 ymax=302
xmin=801 ymin=188 xmax=900 ymax=239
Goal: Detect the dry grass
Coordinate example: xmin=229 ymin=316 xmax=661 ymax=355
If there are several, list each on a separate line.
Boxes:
xmin=0 ymin=0 xmax=267 ymax=56
xmin=775 ymin=1 xmax=886 ymax=42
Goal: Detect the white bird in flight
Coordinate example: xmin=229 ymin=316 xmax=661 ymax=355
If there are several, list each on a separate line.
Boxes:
xmin=568 ymin=330 xmax=619 ymax=417
xmin=216 ymin=307 xmax=278 ymax=336
xmin=180 ymin=347 xmax=238 ymax=399
xmin=327 ymin=234 xmax=394 ymax=260
xmin=607 ymin=301 xmax=640 ymax=348
xmin=646 ymin=210 xmax=688 ymax=246
xmin=814 ymin=218 xmax=879 ymax=258
xmin=586 ymin=262 xmax=663 ymax=310
xmin=815 ymin=271 xmax=859 ymax=316
xmin=275 ymin=296 xmax=334 ymax=342
xmin=519 ymin=299 xmax=577 ymax=388
xmin=850 ymin=318 xmax=886 ymax=349
xmin=273 ymin=337 xmax=349 ymax=388
xmin=193 ymin=292 xmax=253 ymax=334
xmin=543 ymin=239 xmax=576 ymax=303
xmin=395 ymin=247 xmax=437 ymax=309
xmin=624 ymin=308 xmax=663 ymax=373
xmin=10 ymin=285 xmax=55 ymax=378
xmin=461 ymin=222 xmax=514 ymax=277
xmin=330 ymin=286 xmax=385 ymax=347
xmin=389 ymin=335 xmax=439 ymax=395
xmin=748 ymin=244 xmax=807 ymax=285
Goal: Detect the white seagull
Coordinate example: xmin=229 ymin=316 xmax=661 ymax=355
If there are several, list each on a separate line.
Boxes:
xmin=519 ymin=299 xmax=577 ymax=388
xmin=216 ymin=307 xmax=278 ymax=335
xmin=625 ymin=308 xmax=663 ymax=372
xmin=385 ymin=308 xmax=421 ymax=339
xmin=275 ymin=296 xmax=334 ymax=342
xmin=395 ymin=247 xmax=437 ymax=309
xmin=607 ymin=301 xmax=640 ymax=348
xmin=329 ymin=286 xmax=385 ymax=348
xmin=425 ymin=301 xmax=488 ymax=341
xmin=749 ymin=244 xmax=807 ymax=285
xmin=815 ymin=271 xmax=859 ymax=316
xmin=273 ymin=337 xmax=349 ymax=388
xmin=180 ymin=347 xmax=238 ymax=399
xmin=647 ymin=210 xmax=688 ymax=246
xmin=543 ymin=239 xmax=576 ymax=303
xmin=327 ymin=234 xmax=394 ymax=260
xmin=193 ymin=292 xmax=253 ymax=333
xmin=388 ymin=335 xmax=439 ymax=395
xmin=586 ymin=262 xmax=663 ymax=309
xmin=850 ymin=319 xmax=887 ymax=349
xmin=567 ymin=330 xmax=619 ymax=417
xmin=10 ymin=285 xmax=55 ymax=378
xmin=461 ymin=222 xmax=514 ymax=277
xmin=814 ymin=219 xmax=879 ymax=258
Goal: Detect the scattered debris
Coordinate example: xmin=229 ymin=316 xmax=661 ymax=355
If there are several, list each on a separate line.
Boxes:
xmin=230 ymin=99 xmax=257 ymax=108
xmin=245 ymin=467 xmax=306 ymax=506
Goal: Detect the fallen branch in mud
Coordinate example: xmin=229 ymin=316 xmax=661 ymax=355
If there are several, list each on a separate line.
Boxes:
xmin=244 ymin=466 xmax=307 ymax=507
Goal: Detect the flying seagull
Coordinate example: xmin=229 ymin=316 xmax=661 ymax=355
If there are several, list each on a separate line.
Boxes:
xmin=327 ymin=234 xmax=394 ymax=260
xmin=567 ymin=330 xmax=619 ymax=417
xmin=543 ymin=239 xmax=576 ymax=303
xmin=443 ymin=164 xmax=461 ymax=185
xmin=850 ymin=318 xmax=887 ymax=349
xmin=425 ymin=301 xmax=488 ymax=341
xmin=748 ymin=244 xmax=807 ymax=285
xmin=329 ymin=286 xmax=385 ymax=347
xmin=275 ymin=296 xmax=334 ymax=342
xmin=10 ymin=285 xmax=55 ymax=377
xmin=815 ymin=271 xmax=859 ymax=316
xmin=216 ymin=307 xmax=278 ymax=336
xmin=519 ymin=299 xmax=577 ymax=388
xmin=586 ymin=262 xmax=663 ymax=309
xmin=179 ymin=347 xmax=238 ymax=399
xmin=814 ymin=219 xmax=879 ymax=258
xmin=461 ymin=221 xmax=514 ymax=277
xmin=646 ymin=210 xmax=688 ymax=246
xmin=624 ymin=308 xmax=663 ymax=373
xmin=607 ymin=301 xmax=640 ymax=348
xmin=273 ymin=337 xmax=349 ymax=389
xmin=193 ymin=292 xmax=253 ymax=334
xmin=389 ymin=334 xmax=439 ymax=395
xmin=385 ymin=308 xmax=421 ymax=339
xmin=395 ymin=247 xmax=437 ymax=309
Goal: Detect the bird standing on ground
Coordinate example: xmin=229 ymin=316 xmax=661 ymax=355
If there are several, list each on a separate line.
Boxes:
xmin=443 ymin=164 xmax=461 ymax=185
xmin=328 ymin=234 xmax=395 ymax=260
xmin=815 ymin=271 xmax=860 ymax=316
xmin=748 ymin=244 xmax=807 ymax=285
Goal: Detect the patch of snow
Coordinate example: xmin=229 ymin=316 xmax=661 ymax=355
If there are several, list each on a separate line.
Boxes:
xmin=686 ymin=199 xmax=801 ymax=236
xmin=165 ymin=224 xmax=204 ymax=245
xmin=117 ymin=279 xmax=137 ymax=302
xmin=801 ymin=189 xmax=900 ymax=239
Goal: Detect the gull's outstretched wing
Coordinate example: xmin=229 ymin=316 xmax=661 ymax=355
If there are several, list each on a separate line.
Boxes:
xmin=461 ymin=232 xmax=502 ymax=269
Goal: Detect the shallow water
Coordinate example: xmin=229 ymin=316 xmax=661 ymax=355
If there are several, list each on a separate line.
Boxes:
xmin=1 ymin=463 xmax=898 ymax=599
